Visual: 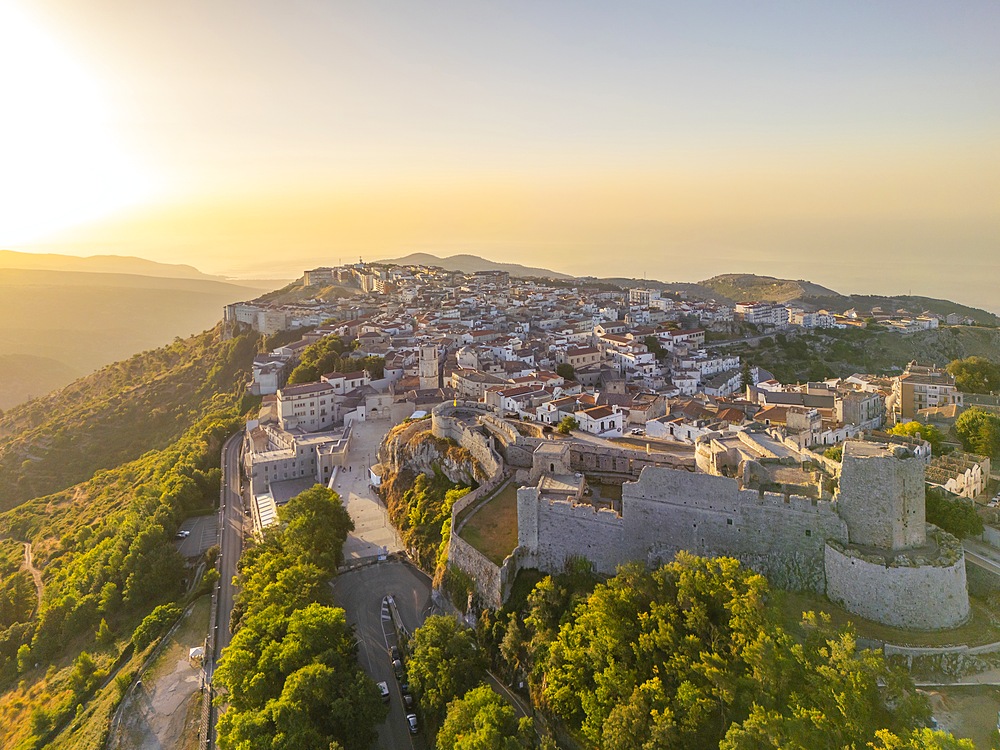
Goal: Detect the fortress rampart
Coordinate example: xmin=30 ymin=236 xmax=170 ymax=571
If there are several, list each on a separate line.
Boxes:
xmin=825 ymin=531 xmax=969 ymax=630
xmin=425 ymin=404 xmax=970 ymax=631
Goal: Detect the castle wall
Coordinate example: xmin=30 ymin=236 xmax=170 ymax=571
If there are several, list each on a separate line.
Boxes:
xmin=449 ymin=533 xmax=504 ymax=609
xmin=518 ymin=488 xmax=626 ymax=575
xmin=824 ymin=541 xmax=970 ymax=630
xmin=622 ymin=468 xmax=848 ymax=591
xmin=966 ymin=559 xmax=1000 ymax=597
xmin=431 ymin=408 xmax=502 ymax=478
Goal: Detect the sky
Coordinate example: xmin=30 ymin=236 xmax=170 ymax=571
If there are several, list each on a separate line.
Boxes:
xmin=2 ymin=1 xmax=999 ymax=306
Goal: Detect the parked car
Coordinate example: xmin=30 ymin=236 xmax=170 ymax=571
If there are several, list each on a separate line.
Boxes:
xmin=403 ymin=692 xmax=414 ymax=709
xmin=175 ymin=530 xmax=190 ymax=539
xmin=392 ymin=659 xmax=404 ymax=678
xmin=389 ymin=646 xmax=401 ymax=662
xmin=377 ymin=681 xmax=390 ymax=703
xmin=406 ymin=713 xmax=419 ymax=734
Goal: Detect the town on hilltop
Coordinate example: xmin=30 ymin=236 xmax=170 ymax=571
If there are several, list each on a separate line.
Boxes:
xmin=226 ymin=261 xmax=1000 ymax=634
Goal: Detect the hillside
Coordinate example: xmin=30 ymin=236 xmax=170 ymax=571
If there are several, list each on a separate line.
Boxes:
xmin=733 ymin=325 xmax=1000 ymax=384
xmin=0 ymin=268 xmax=272 ymax=409
xmin=0 ymin=323 xmax=262 ymax=749
xmin=800 ymin=293 xmax=1000 ymax=327
xmin=383 ymin=252 xmax=571 ymax=279
xmin=700 ymin=273 xmax=841 ymax=303
xmin=0 ymin=249 xmax=221 ymax=280
xmin=0 ymin=325 xmax=261 ymax=512
xmin=697 ymin=273 xmax=1000 ymax=325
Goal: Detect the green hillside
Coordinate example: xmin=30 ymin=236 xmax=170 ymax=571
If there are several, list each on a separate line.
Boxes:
xmin=735 ymin=326 xmax=1000 ymax=384
xmin=0 ymin=326 xmax=261 ymax=749
xmin=700 ymin=273 xmax=840 ymax=303
xmin=697 ymin=273 xmax=999 ymax=326
xmin=0 ymin=325 xmax=259 ymax=513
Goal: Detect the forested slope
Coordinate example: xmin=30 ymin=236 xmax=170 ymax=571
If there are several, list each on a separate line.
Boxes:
xmin=0 ymin=326 xmax=261 ymax=748
xmin=0 ymin=325 xmax=259 ymax=512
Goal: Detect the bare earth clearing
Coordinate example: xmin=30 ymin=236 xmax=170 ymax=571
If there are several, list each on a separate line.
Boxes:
xmin=109 ymin=596 xmax=210 ymax=750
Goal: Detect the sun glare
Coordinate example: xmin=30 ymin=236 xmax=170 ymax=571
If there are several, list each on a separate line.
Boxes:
xmin=0 ymin=3 xmax=153 ymax=246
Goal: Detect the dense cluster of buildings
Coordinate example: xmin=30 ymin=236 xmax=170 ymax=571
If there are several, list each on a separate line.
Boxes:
xmin=230 ymin=263 xmax=993 ymax=536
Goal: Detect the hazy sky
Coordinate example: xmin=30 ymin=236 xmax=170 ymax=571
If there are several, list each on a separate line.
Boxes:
xmin=3 ymin=1 xmax=999 ymax=305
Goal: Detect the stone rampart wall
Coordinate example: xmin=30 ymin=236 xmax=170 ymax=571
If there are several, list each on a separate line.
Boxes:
xmin=448 ymin=533 xmax=503 ymax=609
xmin=521 ymin=494 xmax=626 ymax=575
xmin=824 ymin=543 xmax=970 ymax=630
xmin=431 ymin=410 xmax=503 ymax=477
xmin=966 ymin=558 xmax=1000 ymax=596
xmin=622 ymin=468 xmax=847 ymax=591
xmin=570 ymin=444 xmax=694 ymax=477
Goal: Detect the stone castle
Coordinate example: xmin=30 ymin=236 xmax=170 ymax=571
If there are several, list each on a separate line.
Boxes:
xmin=426 ymin=403 xmax=969 ymax=631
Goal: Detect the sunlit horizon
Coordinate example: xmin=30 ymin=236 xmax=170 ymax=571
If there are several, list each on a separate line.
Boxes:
xmin=2 ymin=0 xmax=998 ymax=308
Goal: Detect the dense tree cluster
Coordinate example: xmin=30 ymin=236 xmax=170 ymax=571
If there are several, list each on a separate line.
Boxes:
xmin=887 ymin=422 xmax=947 ymax=454
xmin=947 ymin=356 xmax=1000 ymax=395
xmin=437 ymin=684 xmax=534 ymax=750
xmin=924 ymin=488 xmax=984 ymax=539
xmin=954 ymin=408 xmax=1000 ymax=458
xmin=480 ymin=554 xmax=962 ymax=750
xmin=214 ymin=485 xmax=386 ymax=750
xmin=286 ymin=334 xmax=385 ymax=384
xmin=407 ymin=615 xmax=485 ymax=727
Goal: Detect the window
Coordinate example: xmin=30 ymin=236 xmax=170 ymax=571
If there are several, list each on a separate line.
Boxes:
xmin=727 ymin=519 xmax=733 ymax=525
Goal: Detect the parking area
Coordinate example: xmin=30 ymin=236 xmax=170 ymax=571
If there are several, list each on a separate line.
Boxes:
xmin=175 ymin=515 xmax=218 ymax=559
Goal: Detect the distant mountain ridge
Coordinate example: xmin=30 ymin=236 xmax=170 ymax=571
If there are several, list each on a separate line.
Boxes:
xmin=0 ymin=249 xmax=221 ymax=280
xmin=382 ymin=252 xmax=572 ymax=279
xmin=0 ymin=267 xmax=273 ymax=409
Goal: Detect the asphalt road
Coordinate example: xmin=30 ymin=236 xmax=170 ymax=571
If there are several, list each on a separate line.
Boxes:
xmin=331 ymin=561 xmax=433 ymax=750
xmin=215 ymin=432 xmax=245 ymax=664
xmin=208 ymin=431 xmax=246 ymax=748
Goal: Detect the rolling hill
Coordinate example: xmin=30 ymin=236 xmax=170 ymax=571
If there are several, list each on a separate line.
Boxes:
xmin=0 ymin=249 xmax=220 ymax=280
xmin=382 ymin=252 xmax=572 ymax=279
xmin=0 ymin=267 xmax=273 ymax=409
xmin=699 ymin=274 xmax=841 ymax=304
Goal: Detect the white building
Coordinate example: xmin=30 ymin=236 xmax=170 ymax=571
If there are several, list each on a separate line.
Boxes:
xmin=574 ymin=405 xmax=624 ymax=437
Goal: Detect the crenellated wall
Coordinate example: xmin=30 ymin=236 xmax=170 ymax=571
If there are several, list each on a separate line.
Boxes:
xmin=416 ymin=408 xmax=969 ymax=632
xmin=624 ymin=468 xmax=847 ymax=591
xmin=517 ymin=486 xmax=626 ymax=575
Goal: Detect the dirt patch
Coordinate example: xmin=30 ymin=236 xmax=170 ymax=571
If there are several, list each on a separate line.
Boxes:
xmin=109 ymin=596 xmax=210 ymax=750
xmin=924 ymin=686 xmax=1000 ymax=748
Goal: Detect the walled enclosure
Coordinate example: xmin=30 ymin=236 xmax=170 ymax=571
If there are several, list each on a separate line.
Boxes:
xmin=425 ymin=403 xmax=970 ymax=631
xmin=518 ymin=466 xmax=848 ymax=592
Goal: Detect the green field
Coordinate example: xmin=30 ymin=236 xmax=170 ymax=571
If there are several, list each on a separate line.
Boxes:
xmin=459 ymin=481 xmax=519 ymax=565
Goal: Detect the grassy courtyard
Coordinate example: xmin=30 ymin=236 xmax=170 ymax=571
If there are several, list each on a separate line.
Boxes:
xmin=459 ymin=481 xmax=519 ymax=565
